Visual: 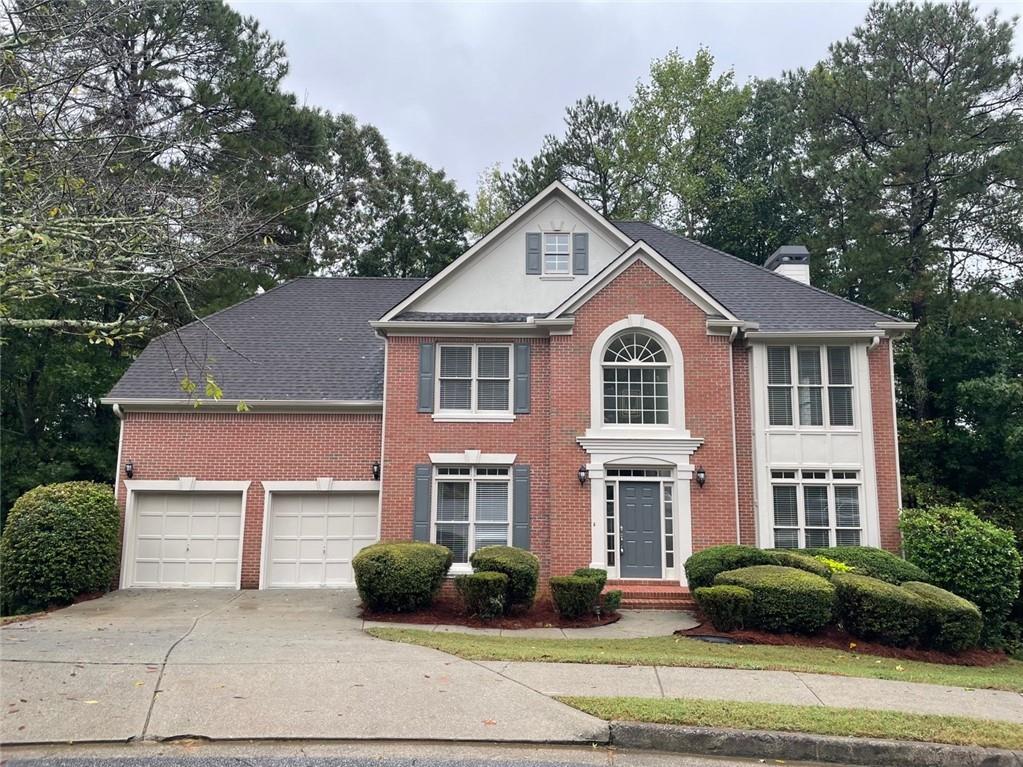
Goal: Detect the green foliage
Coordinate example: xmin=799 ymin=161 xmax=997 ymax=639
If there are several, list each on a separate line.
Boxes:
xmin=769 ymin=550 xmax=832 ymax=578
xmin=550 ymin=575 xmax=603 ymax=620
xmin=573 ymin=567 xmax=609 ymax=591
xmin=832 ymin=573 xmax=927 ymax=647
xmin=352 ymin=542 xmax=452 ymax=613
xmin=469 ymin=546 xmax=540 ymax=609
xmin=815 ymin=556 xmax=855 ymax=574
xmin=714 ymin=565 xmax=836 ymax=635
xmin=601 ymin=589 xmax=623 ymax=614
xmin=901 ymin=506 xmax=1021 ymax=645
xmin=685 ymin=545 xmax=779 ymax=590
xmin=803 ymin=547 xmax=930 ymax=584
xmin=455 ymin=571 xmax=508 ymax=621
xmin=694 ymin=585 xmax=754 ymax=632
xmin=902 ymin=581 xmax=983 ymax=653
xmin=1 ymin=482 xmax=120 ymax=613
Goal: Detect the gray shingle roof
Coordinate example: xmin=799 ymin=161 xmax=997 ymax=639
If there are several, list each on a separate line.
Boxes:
xmin=612 ymin=221 xmax=901 ymax=332
xmin=106 ymin=277 xmax=424 ymax=402
xmin=396 ymin=312 xmax=536 ymax=322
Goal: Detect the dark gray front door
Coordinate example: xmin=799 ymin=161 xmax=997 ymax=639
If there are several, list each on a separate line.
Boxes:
xmin=619 ymin=482 xmax=661 ymax=578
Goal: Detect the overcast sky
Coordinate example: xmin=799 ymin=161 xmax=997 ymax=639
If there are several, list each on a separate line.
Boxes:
xmin=232 ymin=1 xmax=1023 ymax=194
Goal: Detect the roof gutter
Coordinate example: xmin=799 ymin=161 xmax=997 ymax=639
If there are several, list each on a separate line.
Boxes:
xmin=369 ymin=317 xmax=574 ymax=337
xmin=101 ymin=398 xmax=384 ymax=413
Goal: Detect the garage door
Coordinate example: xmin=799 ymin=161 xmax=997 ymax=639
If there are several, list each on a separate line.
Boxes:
xmin=265 ymin=492 xmax=378 ymax=587
xmin=130 ymin=492 xmax=243 ymax=587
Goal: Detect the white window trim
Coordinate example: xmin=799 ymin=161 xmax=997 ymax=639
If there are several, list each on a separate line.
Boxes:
xmin=766 ymin=345 xmax=858 ymax=431
xmin=434 ymin=342 xmax=514 ymax=420
xmin=768 ymin=470 xmax=864 ymax=549
xmin=542 ymin=231 xmax=571 ymax=275
xmin=119 ymin=479 xmax=251 ymax=590
xmin=431 ymin=465 xmax=513 ymax=574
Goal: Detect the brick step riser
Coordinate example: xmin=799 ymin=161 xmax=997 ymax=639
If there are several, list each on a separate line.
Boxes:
xmin=621 ymin=600 xmax=695 ymax=610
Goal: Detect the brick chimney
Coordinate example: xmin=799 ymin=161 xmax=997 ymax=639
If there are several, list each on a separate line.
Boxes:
xmin=765 ymin=245 xmax=811 ymax=285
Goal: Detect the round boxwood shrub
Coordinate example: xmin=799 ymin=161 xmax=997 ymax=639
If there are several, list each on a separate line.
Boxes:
xmin=573 ymin=567 xmax=608 ymax=591
xmin=685 ymin=545 xmax=779 ymax=590
xmin=550 ymin=575 xmax=602 ymax=620
xmin=1 ymin=482 xmax=120 ymax=613
xmin=455 ymin=571 xmax=508 ymax=620
xmin=901 ymin=506 xmax=1021 ymax=646
xmin=769 ymin=550 xmax=832 ymax=579
xmin=469 ymin=546 xmax=540 ymax=609
xmin=694 ymin=585 xmax=753 ymax=632
xmin=714 ymin=565 xmax=836 ymax=634
xmin=832 ymin=572 xmax=927 ymax=647
xmin=353 ymin=542 xmax=452 ymax=613
xmin=601 ymin=589 xmax=623 ymax=614
xmin=803 ymin=546 xmax=930 ymax=584
xmin=902 ymin=581 xmax=983 ymax=653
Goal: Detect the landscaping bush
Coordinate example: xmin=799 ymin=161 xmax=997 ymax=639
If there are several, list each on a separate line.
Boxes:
xmin=573 ymin=567 xmax=608 ymax=591
xmin=685 ymin=545 xmax=779 ymax=590
xmin=901 ymin=506 xmax=1022 ymax=646
xmin=832 ymin=572 xmax=927 ymax=647
xmin=803 ymin=546 xmax=930 ymax=584
xmin=601 ymin=589 xmax=622 ymax=614
xmin=353 ymin=542 xmax=452 ymax=613
xmin=714 ymin=565 xmax=836 ymax=634
xmin=469 ymin=546 xmax=540 ymax=609
xmin=550 ymin=575 xmax=603 ymax=620
xmin=693 ymin=585 xmax=753 ymax=632
xmin=455 ymin=571 xmax=508 ymax=620
xmin=1 ymin=482 xmax=120 ymax=613
xmin=902 ymin=581 xmax=983 ymax=653
xmin=769 ymin=550 xmax=832 ymax=578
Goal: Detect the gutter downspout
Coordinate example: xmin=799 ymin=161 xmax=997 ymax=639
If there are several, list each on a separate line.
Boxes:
xmin=728 ymin=327 xmax=741 ymax=544
xmin=112 ymin=404 xmax=124 ymax=503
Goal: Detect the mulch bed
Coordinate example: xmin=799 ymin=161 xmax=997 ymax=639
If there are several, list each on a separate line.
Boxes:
xmin=678 ymin=619 xmax=1006 ymax=666
xmin=1 ymin=591 xmax=106 ymax=625
xmin=363 ymin=598 xmax=621 ymax=630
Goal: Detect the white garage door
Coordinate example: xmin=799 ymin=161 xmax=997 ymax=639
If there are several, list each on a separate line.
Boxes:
xmin=266 ymin=492 xmax=378 ymax=587
xmin=130 ymin=492 xmax=243 ymax=587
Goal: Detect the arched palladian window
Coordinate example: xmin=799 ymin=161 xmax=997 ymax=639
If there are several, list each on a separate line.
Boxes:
xmin=602 ymin=331 xmax=670 ymax=425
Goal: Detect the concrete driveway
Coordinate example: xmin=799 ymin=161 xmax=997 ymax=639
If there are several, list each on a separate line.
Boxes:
xmin=0 ymin=590 xmax=606 ymax=746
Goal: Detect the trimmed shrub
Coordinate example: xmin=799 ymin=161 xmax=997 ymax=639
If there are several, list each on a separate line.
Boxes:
xmin=353 ymin=542 xmax=452 ymax=613
xmin=694 ymin=585 xmax=753 ymax=632
xmin=815 ymin=555 xmax=855 ymax=574
xmin=455 ymin=571 xmax=508 ymax=620
xmin=470 ymin=546 xmax=540 ymax=609
xmin=832 ymin=572 xmax=927 ymax=647
xmin=901 ymin=506 xmax=1022 ymax=646
xmin=770 ymin=550 xmax=831 ymax=578
xmin=573 ymin=567 xmax=608 ymax=591
xmin=602 ymin=589 xmax=622 ymax=614
xmin=1 ymin=482 xmax=120 ymax=613
xmin=714 ymin=565 xmax=836 ymax=634
xmin=903 ymin=581 xmax=983 ymax=653
xmin=685 ymin=545 xmax=779 ymax=590
xmin=550 ymin=575 xmax=602 ymax=620
xmin=803 ymin=546 xmax=930 ymax=584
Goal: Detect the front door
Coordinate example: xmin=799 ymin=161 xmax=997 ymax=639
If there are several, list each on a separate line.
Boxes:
xmin=619 ymin=482 xmax=661 ymax=578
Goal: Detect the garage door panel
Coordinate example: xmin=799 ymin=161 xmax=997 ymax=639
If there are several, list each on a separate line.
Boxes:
xmin=325 ymin=538 xmax=353 ymax=559
xmin=353 ymin=514 xmax=377 ymax=537
xmin=326 ymin=515 xmax=352 ymax=537
xmin=299 ymin=514 xmax=326 ymax=537
xmin=298 ymin=539 xmax=324 ymax=559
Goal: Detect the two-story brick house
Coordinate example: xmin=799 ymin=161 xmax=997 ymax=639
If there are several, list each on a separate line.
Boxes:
xmin=104 ymin=182 xmax=913 ymax=594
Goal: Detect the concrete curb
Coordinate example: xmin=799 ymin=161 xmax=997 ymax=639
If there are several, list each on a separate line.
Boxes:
xmin=610 ymin=721 xmax=1023 ymax=767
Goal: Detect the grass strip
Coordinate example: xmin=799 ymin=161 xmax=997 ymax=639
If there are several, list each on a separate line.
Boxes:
xmin=558 ymin=695 xmax=1023 ymax=750
xmin=367 ymin=627 xmax=1023 ymax=693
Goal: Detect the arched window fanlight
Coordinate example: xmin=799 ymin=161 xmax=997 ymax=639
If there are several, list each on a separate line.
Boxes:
xmin=602 ymin=331 xmax=669 ymax=425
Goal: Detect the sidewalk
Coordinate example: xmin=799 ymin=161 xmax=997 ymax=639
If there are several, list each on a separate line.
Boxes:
xmin=477 ymin=660 xmax=1023 ymax=723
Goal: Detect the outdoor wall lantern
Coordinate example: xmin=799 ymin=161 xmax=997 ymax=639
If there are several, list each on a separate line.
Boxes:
xmin=124 ymin=460 xmax=134 ymax=479
xmin=371 ymin=461 xmax=381 ymax=481
xmin=578 ymin=465 xmax=588 ymax=486
xmin=695 ymin=466 xmax=707 ymax=488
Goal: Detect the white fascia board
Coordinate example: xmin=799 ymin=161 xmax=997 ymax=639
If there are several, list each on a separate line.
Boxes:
xmin=548 ymin=241 xmax=738 ymax=322
xmin=745 ymin=330 xmax=882 ymax=342
xmin=103 ymin=398 xmax=384 ymax=413
xmin=369 ymin=317 xmax=575 ymax=337
xmin=377 ymin=181 xmax=633 ymax=322
xmin=874 ymin=321 xmax=917 ymax=338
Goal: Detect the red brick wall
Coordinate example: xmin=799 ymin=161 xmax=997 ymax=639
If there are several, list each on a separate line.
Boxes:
xmin=868 ymin=339 xmax=902 ymax=551
xmin=732 ymin=343 xmax=757 ymax=545
xmin=117 ymin=411 xmax=382 ymax=588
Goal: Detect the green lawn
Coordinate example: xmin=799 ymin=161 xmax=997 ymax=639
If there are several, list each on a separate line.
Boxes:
xmin=560 ymin=696 xmax=1023 ymax=750
xmin=368 ymin=627 xmax=1023 ymax=692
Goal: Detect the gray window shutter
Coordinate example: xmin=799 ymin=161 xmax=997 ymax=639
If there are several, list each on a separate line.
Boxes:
xmin=572 ymin=232 xmax=589 ymax=275
xmin=413 ymin=464 xmax=432 ymax=541
xmin=417 ymin=342 xmax=435 ymax=413
xmin=525 ymin=232 xmax=542 ymax=274
xmin=512 ymin=464 xmax=531 ymax=550
xmin=514 ymin=343 xmax=531 ymax=414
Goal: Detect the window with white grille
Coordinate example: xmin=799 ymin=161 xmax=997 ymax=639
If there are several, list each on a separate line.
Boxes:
xmin=543 ymin=233 xmax=570 ymax=274
xmin=437 ymin=344 xmax=512 ymax=414
xmin=433 ymin=466 xmax=510 ymax=564
xmin=602 ymin=332 xmax=670 ymax=425
xmin=767 ymin=346 xmax=854 ymax=428
xmin=771 ymin=469 xmax=862 ymax=548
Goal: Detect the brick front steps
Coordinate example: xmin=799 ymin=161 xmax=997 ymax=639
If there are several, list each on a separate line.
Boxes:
xmin=605 ymin=579 xmax=695 ymax=610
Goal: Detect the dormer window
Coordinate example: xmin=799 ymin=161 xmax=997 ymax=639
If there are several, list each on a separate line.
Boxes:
xmin=543 ymin=233 xmax=571 ymax=274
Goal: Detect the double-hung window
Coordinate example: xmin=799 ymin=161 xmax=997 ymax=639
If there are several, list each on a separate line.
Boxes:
xmin=437 ymin=344 xmax=512 ymax=414
xmin=543 ymin=233 xmax=570 ymax=274
xmin=771 ymin=469 xmax=862 ymax=548
xmin=433 ymin=466 xmax=511 ymax=564
xmin=767 ymin=346 xmax=855 ymax=428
